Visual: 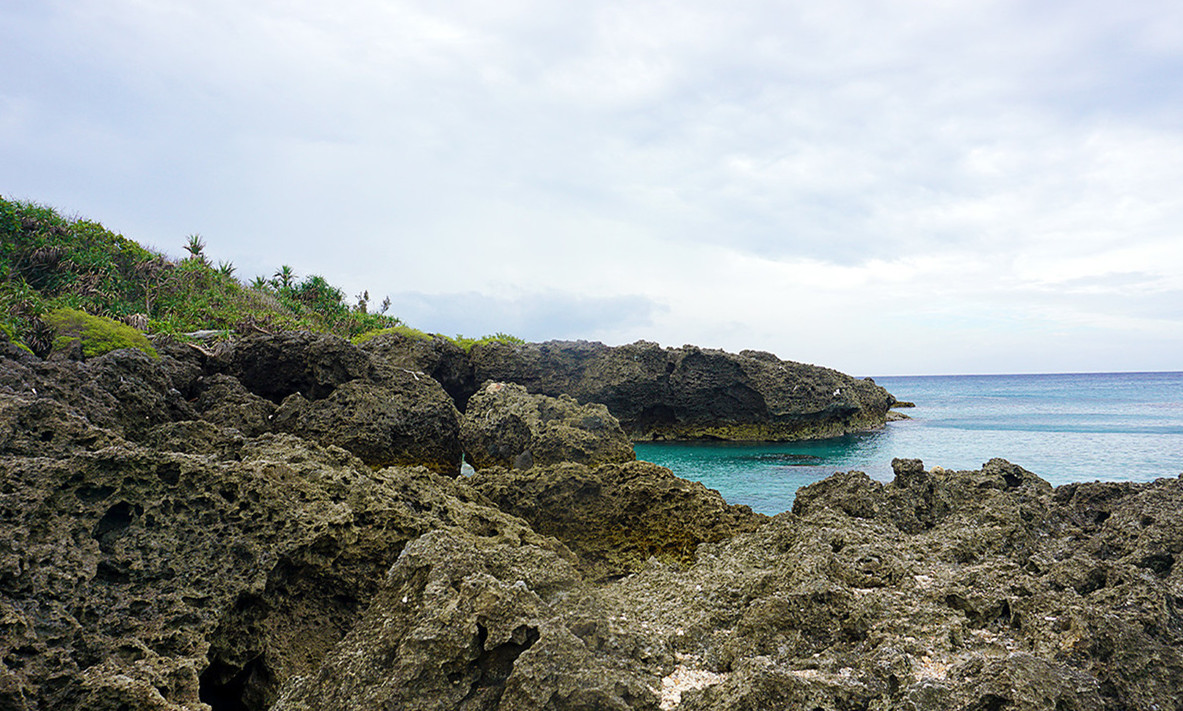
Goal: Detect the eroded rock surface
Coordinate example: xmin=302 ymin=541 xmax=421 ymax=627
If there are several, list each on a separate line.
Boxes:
xmin=471 ymin=460 xmax=766 ymax=581
xmin=273 ymin=529 xmax=668 ymax=711
xmin=357 ymin=331 xmax=478 ymax=410
xmin=0 ymin=402 xmax=557 ymax=711
xmin=598 ymin=458 xmax=1183 ymax=711
xmin=461 ymin=381 xmax=635 ymax=471
xmin=469 ymin=340 xmax=895 ymax=441
xmin=4 ymin=334 xmax=1180 ymax=711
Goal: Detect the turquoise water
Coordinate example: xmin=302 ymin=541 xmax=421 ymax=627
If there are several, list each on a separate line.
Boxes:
xmin=634 ymin=371 xmax=1183 ymax=515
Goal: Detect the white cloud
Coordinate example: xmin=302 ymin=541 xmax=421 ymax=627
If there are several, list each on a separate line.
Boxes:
xmin=2 ymin=0 xmax=1182 ymax=374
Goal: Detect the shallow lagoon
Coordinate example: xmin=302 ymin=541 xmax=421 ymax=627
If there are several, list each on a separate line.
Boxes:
xmin=634 ymin=371 xmax=1183 ymax=515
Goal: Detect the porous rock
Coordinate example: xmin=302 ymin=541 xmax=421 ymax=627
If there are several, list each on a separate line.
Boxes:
xmin=596 ymin=458 xmax=1183 ymax=711
xmin=357 ymin=331 xmax=478 ymax=410
xmin=0 ymin=412 xmax=560 ymax=711
xmin=273 ymin=528 xmax=668 ymax=711
xmin=216 ymin=331 xmax=464 ymax=472
xmin=214 ymin=331 xmax=372 ymax=404
xmin=469 ymin=340 xmax=895 ymax=441
xmin=461 ymin=381 xmax=636 ymax=471
xmin=274 ymin=375 xmax=463 ymax=474
xmin=193 ymin=373 xmax=276 ymax=437
xmin=470 ymin=460 xmax=766 ymax=580
xmin=0 ymin=346 xmax=195 ymax=440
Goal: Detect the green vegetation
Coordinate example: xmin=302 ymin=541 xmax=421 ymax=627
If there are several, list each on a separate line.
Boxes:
xmin=351 ymin=325 xmax=525 ymax=353
xmin=352 ymin=325 xmax=434 ymax=346
xmin=451 ymin=332 xmax=526 ymax=352
xmin=0 ymin=196 xmax=522 ymax=357
xmin=44 ymin=307 xmax=158 ymax=359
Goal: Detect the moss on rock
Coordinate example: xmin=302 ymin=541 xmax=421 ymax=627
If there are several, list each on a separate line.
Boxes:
xmin=44 ymin=307 xmax=157 ymax=359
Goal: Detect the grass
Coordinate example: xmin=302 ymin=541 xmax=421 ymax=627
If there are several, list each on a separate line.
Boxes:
xmin=352 ymin=325 xmax=525 ymax=353
xmin=0 ymin=196 xmax=521 ymax=356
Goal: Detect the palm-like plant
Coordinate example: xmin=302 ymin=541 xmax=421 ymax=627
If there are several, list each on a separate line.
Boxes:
xmin=273 ymin=265 xmax=296 ymax=290
xmin=184 ymin=234 xmax=206 ymax=261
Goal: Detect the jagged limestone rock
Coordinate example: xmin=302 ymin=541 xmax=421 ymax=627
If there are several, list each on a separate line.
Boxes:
xmin=461 ymin=381 xmax=636 ymax=471
xmin=469 ymin=340 xmax=895 ymax=441
xmin=470 ymin=459 xmax=765 ymax=581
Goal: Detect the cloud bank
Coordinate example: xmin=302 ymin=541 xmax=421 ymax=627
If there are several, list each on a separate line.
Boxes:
xmin=2 ymin=0 xmax=1182 ymax=373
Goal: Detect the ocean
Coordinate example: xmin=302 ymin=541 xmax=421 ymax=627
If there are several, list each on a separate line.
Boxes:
xmin=633 ymin=371 xmax=1183 ymax=515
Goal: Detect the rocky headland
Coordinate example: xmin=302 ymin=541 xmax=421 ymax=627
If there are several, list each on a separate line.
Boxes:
xmin=468 ymin=339 xmax=896 ymax=441
xmin=1 ymin=328 xmax=1180 ymax=711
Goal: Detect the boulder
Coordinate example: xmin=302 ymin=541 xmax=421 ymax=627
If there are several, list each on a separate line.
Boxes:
xmin=0 ymin=346 xmax=195 ymax=440
xmin=215 ymin=331 xmax=372 ymax=403
xmin=274 ymin=375 xmax=463 ymax=474
xmin=461 ymin=382 xmax=636 ymax=471
xmin=469 ymin=340 xmax=895 ymax=441
xmin=470 ymin=460 xmax=766 ymax=580
xmin=273 ymin=529 xmax=667 ymax=711
xmin=192 ymin=373 xmax=276 ymax=437
xmin=357 ymin=330 xmax=478 ymax=410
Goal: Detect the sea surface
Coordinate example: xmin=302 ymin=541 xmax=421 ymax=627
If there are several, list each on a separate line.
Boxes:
xmin=633 ymin=371 xmax=1183 ymax=515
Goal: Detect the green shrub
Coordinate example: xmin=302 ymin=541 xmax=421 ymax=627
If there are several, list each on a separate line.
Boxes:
xmin=452 ymin=332 xmax=526 ymax=352
xmin=352 ymin=324 xmax=434 ymax=346
xmin=44 ymin=307 xmax=158 ymax=359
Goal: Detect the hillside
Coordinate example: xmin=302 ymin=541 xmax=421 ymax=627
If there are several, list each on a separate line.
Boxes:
xmin=0 ymin=196 xmax=507 ymax=356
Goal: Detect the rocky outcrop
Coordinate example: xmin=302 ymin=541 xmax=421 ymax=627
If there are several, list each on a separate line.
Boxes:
xmin=356 ymin=331 xmax=478 ymax=410
xmin=470 ymin=460 xmax=767 ymax=581
xmin=273 ymin=377 xmax=462 ymax=474
xmin=461 ymin=382 xmax=635 ymax=471
xmin=469 ymin=340 xmax=895 ymax=441
xmin=596 ymin=458 xmax=1183 ymax=711
xmin=0 ymin=390 xmax=566 ymax=711
xmin=5 ymin=331 xmax=1180 ymax=711
xmin=213 ymin=332 xmax=464 ymax=473
xmin=273 ymin=529 xmax=668 ymax=711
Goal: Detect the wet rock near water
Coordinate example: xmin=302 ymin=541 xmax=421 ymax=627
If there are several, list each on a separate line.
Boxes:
xmin=469 ymin=340 xmax=895 ymax=442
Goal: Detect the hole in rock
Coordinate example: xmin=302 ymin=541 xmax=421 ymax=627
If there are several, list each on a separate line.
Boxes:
xmin=1139 ymin=552 xmax=1175 ymax=577
xmin=968 ymin=693 xmax=1012 ymax=711
xmin=76 ymin=485 xmax=116 ymax=504
xmin=156 ymin=462 xmax=181 ymax=486
xmin=461 ymin=623 xmax=540 ymax=704
xmin=92 ymin=501 xmax=141 ymax=553
xmin=199 ymin=655 xmax=273 ymax=711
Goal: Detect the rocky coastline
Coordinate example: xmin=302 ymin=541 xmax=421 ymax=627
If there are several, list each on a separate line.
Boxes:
xmin=2 ymin=328 xmax=1180 ymax=710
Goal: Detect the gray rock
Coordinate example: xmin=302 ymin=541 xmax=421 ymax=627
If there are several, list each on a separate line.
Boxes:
xmin=470 ymin=459 xmax=766 ymax=581
xmin=273 ymin=529 xmax=666 ymax=711
xmin=274 ymin=375 xmax=463 ymax=474
xmin=358 ymin=331 xmax=478 ymax=410
xmin=461 ymin=382 xmax=636 ymax=471
xmin=0 ymin=423 xmax=554 ymax=711
xmin=469 ymin=340 xmax=895 ymax=441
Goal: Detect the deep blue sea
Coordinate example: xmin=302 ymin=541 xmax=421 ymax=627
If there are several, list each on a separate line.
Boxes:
xmin=634 ymin=371 xmax=1183 ymax=515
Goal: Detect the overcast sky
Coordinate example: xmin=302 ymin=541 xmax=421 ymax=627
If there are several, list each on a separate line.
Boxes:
xmin=3 ymin=0 xmax=1182 ymax=375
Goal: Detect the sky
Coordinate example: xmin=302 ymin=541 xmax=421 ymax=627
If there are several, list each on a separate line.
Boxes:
xmin=2 ymin=0 xmax=1182 ymax=376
